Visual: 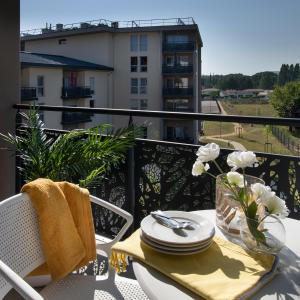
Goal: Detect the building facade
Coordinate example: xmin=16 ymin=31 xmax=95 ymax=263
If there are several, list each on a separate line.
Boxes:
xmin=21 ymin=17 xmax=203 ymax=143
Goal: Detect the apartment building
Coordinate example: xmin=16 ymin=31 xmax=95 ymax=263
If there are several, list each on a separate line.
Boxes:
xmin=21 ymin=51 xmax=113 ymax=130
xmin=21 ymin=17 xmax=203 ymax=143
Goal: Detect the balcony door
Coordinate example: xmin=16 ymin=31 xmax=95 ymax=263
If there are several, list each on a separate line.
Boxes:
xmin=63 ymin=72 xmax=78 ymax=88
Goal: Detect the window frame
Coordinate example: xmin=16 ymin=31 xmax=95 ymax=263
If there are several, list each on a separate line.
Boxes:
xmin=130 ymin=78 xmax=138 ymax=94
xmin=37 ymin=75 xmax=44 ymax=97
xmin=131 ymin=56 xmax=138 ymax=72
xmin=139 ymin=34 xmax=148 ymax=51
xmin=130 ymin=35 xmax=138 ymax=52
xmin=140 ymin=78 xmax=147 ymax=94
xmin=140 ymin=56 xmax=148 ymax=72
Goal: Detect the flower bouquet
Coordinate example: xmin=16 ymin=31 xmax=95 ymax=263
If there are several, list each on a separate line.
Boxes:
xmin=192 ymin=143 xmax=289 ymax=253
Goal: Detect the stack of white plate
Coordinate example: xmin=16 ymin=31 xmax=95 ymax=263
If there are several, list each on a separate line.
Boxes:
xmin=140 ymin=211 xmax=215 ymax=255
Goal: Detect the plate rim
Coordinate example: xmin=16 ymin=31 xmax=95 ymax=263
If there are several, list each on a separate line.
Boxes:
xmin=141 ymin=211 xmax=215 ymax=246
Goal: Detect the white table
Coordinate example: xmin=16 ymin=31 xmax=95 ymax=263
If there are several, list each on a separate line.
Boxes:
xmin=133 ymin=210 xmax=300 ymax=300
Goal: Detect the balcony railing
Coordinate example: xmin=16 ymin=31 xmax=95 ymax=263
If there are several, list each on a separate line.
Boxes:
xmin=61 ymin=86 xmax=93 ymax=99
xmin=21 ymin=87 xmax=37 ymax=101
xmin=13 ymin=104 xmax=300 ymax=238
xmin=163 ymin=41 xmax=195 ymax=52
xmin=162 ymin=65 xmax=193 ymax=74
xmin=163 ymin=87 xmax=193 ymax=97
xmin=61 ymin=111 xmax=92 ymax=124
xmin=163 ymin=105 xmax=194 ymax=112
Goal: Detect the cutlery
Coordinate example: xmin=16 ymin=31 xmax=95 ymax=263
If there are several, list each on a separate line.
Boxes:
xmin=151 ymin=210 xmax=195 ymax=230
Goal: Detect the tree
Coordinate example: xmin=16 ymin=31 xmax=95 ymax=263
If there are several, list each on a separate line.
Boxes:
xmin=294 ymin=63 xmax=300 ymax=81
xmin=270 ymin=81 xmax=300 ymax=119
xmin=278 ymin=64 xmax=289 ymax=85
xmin=289 ymin=64 xmax=294 ymax=82
xmin=252 ymin=72 xmax=278 ymax=89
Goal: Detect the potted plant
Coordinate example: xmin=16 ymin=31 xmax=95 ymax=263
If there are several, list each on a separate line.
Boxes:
xmin=0 ymin=109 xmax=139 ymax=188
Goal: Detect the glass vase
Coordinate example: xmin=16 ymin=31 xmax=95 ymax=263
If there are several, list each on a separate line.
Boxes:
xmin=240 ymin=214 xmax=286 ymax=254
xmin=215 ymin=174 xmax=264 ymax=240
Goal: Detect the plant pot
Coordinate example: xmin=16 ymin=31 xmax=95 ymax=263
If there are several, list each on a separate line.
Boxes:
xmin=240 ymin=214 xmax=286 ymax=254
xmin=215 ymin=174 xmax=264 ymax=240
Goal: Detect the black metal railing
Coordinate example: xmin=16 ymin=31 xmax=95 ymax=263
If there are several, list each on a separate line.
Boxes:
xmin=13 ymin=104 xmax=300 ymax=237
xmin=163 ymin=41 xmax=195 ymax=51
xmin=21 ymin=87 xmax=37 ymax=101
xmin=163 ymin=87 xmax=193 ymax=97
xmin=61 ymin=86 xmax=93 ymax=99
xmin=162 ymin=65 xmax=193 ymax=74
xmin=61 ymin=111 xmax=92 ymax=124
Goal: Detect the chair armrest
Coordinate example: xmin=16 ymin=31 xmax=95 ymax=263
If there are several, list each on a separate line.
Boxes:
xmin=0 ymin=260 xmax=44 ymax=300
xmin=90 ymin=195 xmax=133 ymax=248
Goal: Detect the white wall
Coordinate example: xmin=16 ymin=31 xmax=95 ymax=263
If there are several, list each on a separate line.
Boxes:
xmin=27 ymin=67 xmax=63 ymax=129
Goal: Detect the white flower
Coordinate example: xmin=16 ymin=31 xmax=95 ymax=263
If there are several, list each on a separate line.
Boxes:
xmin=192 ymin=160 xmax=210 ymax=176
xmin=251 ymin=183 xmax=274 ymax=201
xmin=261 ymin=195 xmax=289 ymax=218
xmin=196 ymin=143 xmax=220 ymax=162
xmin=227 ymin=151 xmax=258 ymax=170
xmin=226 ymin=171 xmax=245 ymax=188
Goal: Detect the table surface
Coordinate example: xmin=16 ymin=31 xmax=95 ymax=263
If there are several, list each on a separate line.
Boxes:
xmin=132 ymin=210 xmax=300 ymax=300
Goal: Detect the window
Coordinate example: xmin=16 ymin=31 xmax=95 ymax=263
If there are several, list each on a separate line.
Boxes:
xmin=166 ymin=55 xmax=175 ymax=67
xmin=130 ymin=99 xmax=148 ymax=110
xmin=131 ymin=78 xmax=138 ymax=94
xmin=131 ymin=57 xmax=138 ymax=72
xmin=166 ymin=126 xmax=185 ymax=139
xmin=140 ymin=78 xmax=147 ymax=94
xmin=130 ymin=35 xmax=138 ymax=51
xmin=140 ymin=56 xmax=147 ymax=72
xmin=89 ymin=77 xmax=95 ymax=94
xmin=140 ymin=35 xmax=148 ymax=51
xmin=177 ymin=55 xmax=189 ymax=66
xmin=90 ymin=99 xmax=95 ymax=108
xmin=38 ymin=103 xmax=45 ymax=121
xmin=37 ymin=75 xmax=44 ymax=97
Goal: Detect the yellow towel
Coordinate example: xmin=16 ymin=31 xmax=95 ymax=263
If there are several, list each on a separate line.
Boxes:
xmin=21 ymin=178 xmax=96 ymax=281
xmin=111 ymin=229 xmax=276 ymax=300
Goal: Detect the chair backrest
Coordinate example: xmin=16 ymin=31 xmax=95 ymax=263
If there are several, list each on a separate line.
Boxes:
xmin=0 ymin=193 xmax=45 ymax=298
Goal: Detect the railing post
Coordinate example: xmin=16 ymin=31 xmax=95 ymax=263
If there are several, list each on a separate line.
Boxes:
xmin=127 ymin=115 xmax=136 ymax=233
xmin=15 ymin=110 xmax=22 ymax=193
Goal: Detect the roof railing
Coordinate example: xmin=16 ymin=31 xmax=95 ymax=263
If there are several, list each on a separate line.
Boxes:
xmin=20 ymin=17 xmax=196 ymax=37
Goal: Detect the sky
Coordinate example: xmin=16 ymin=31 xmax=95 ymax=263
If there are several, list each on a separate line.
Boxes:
xmin=21 ymin=0 xmax=300 ymax=75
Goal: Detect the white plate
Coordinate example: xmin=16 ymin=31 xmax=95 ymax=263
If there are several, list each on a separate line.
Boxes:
xmin=141 ymin=211 xmax=215 ymax=246
xmin=140 ymin=232 xmax=213 ymax=252
xmin=142 ymin=230 xmax=214 ymax=248
xmin=141 ymin=235 xmax=213 ymax=256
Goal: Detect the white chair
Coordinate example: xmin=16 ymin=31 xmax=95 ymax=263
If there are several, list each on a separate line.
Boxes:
xmin=0 ymin=193 xmax=148 ymax=300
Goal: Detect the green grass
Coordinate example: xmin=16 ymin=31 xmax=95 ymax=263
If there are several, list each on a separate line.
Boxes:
xmin=228 ymin=125 xmax=292 ymax=154
xmin=220 ymin=101 xmax=277 ymax=117
xmin=201 ymin=102 xmax=293 ymax=155
xmin=203 ymin=121 xmax=234 ymax=136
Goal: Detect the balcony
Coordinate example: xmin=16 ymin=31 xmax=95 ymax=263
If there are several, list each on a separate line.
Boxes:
xmin=163 ymin=87 xmax=193 ymax=97
xmin=13 ymin=104 xmax=300 ymax=231
xmin=21 ymin=87 xmax=37 ymax=101
xmin=61 ymin=111 xmax=92 ymax=124
xmin=163 ymin=41 xmax=195 ymax=52
xmin=163 ymin=105 xmax=194 ymax=112
xmin=61 ymin=86 xmax=93 ymax=99
xmin=162 ymin=64 xmax=193 ymax=74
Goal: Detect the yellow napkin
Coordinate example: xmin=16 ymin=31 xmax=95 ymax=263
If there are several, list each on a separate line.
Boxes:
xmin=21 ymin=178 xmax=96 ymax=281
xmin=111 ymin=229 xmax=276 ymax=300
